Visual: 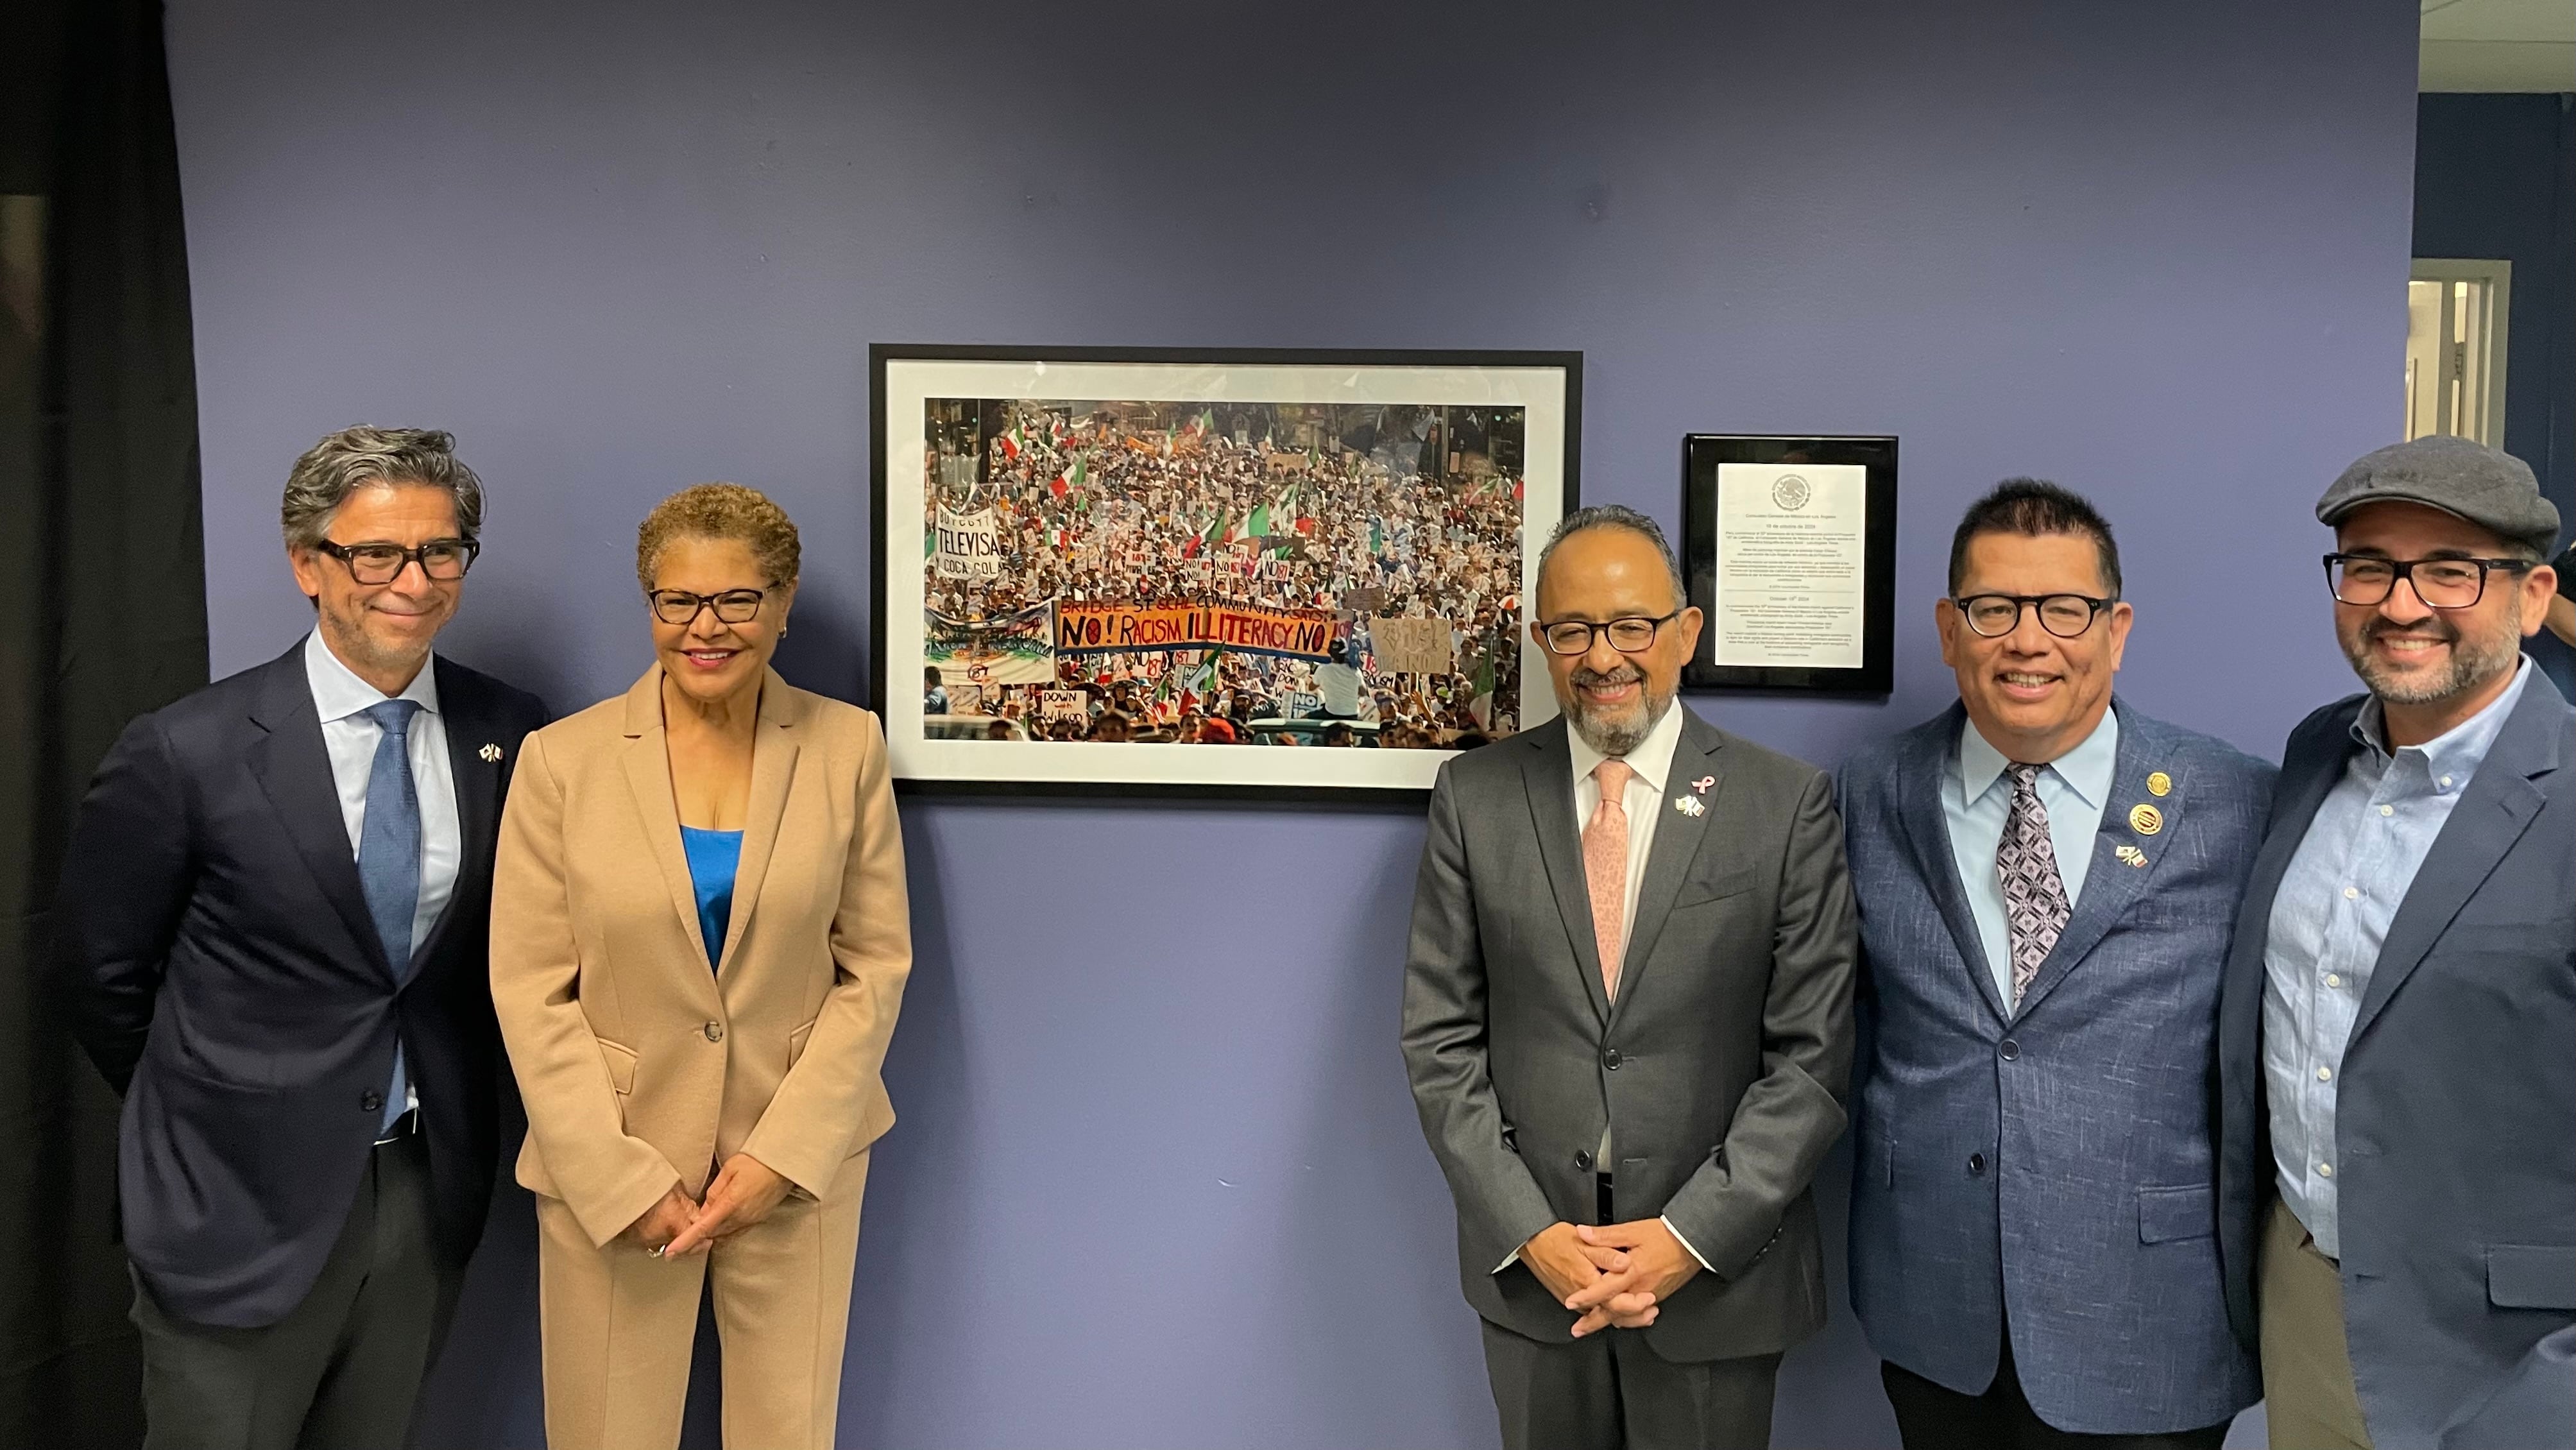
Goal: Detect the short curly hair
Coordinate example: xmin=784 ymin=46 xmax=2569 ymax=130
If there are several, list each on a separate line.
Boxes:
xmin=635 ymin=482 xmax=801 ymax=592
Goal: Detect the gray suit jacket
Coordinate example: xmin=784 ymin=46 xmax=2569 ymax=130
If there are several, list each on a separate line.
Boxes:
xmin=2218 ymin=672 xmax=2576 ymax=1449
xmin=1838 ymin=701 xmax=2269 ymax=1434
xmin=1401 ymin=708 xmax=1857 ymax=1361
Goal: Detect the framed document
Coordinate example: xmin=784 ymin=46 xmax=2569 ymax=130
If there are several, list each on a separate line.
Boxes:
xmin=1680 ymin=434 xmax=1897 ymax=694
xmin=871 ymin=345 xmax=1580 ymax=798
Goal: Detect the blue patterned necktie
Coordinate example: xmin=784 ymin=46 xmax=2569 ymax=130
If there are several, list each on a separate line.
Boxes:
xmin=1995 ymin=763 xmax=2070 ymax=1007
xmin=359 ymin=698 xmax=422 ymax=1132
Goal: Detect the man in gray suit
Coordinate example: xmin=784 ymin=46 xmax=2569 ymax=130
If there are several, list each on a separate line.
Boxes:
xmin=1838 ymin=480 xmax=2272 ymax=1449
xmin=2217 ymin=436 xmax=2573 ymax=1450
xmin=1403 ymin=504 xmax=1857 ymax=1450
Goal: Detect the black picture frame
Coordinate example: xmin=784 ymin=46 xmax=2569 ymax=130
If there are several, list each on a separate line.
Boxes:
xmin=1680 ymin=433 xmax=1898 ymax=695
xmin=870 ymin=345 xmax=1582 ymax=800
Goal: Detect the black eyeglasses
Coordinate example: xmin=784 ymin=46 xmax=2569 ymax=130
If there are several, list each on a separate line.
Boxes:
xmin=2324 ymin=553 xmax=2532 ymax=610
xmin=1537 ymin=611 xmax=1679 ymax=656
xmin=314 ymin=537 xmax=479 ymax=584
xmin=647 ymin=586 xmax=775 ymax=626
xmin=1950 ymin=593 xmax=2115 ymax=639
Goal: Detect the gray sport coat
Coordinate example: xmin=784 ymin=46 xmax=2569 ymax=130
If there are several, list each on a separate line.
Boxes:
xmin=1838 ymin=701 xmax=2270 ymax=1435
xmin=1401 ymin=708 xmax=1857 ymax=1361
xmin=2217 ymin=671 xmax=2576 ymax=1449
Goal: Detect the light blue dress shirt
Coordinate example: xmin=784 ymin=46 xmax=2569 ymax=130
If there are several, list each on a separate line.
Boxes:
xmin=2263 ymin=658 xmax=2533 ymax=1259
xmin=1945 ymin=706 xmax=2120 ymax=1007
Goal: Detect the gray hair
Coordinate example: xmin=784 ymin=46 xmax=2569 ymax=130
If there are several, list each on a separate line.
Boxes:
xmin=1537 ymin=504 xmax=1687 ymax=607
xmin=281 ymin=426 xmax=484 ymax=550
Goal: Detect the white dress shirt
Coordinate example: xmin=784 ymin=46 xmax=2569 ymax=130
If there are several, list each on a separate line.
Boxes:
xmin=1493 ymin=702 xmax=1712 ymax=1274
xmin=304 ymin=630 xmax=461 ymax=1116
xmin=1944 ymin=706 xmax=2120 ymax=1005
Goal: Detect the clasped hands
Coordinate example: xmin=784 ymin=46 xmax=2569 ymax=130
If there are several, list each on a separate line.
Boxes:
xmin=1519 ymin=1218 xmax=1702 ymax=1336
xmin=619 ymin=1153 xmax=792 ymax=1258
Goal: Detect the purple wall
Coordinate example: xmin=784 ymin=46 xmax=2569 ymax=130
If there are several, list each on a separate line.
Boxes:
xmin=163 ymin=2 xmax=2419 ymax=1444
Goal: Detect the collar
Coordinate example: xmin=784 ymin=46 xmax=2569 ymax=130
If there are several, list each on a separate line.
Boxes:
xmin=1956 ymin=702 xmax=2119 ymax=808
xmin=303 ymin=629 xmax=439 ymax=724
xmin=1567 ymin=697 xmax=1687 ymax=796
xmin=2351 ymin=655 xmax=2533 ymax=796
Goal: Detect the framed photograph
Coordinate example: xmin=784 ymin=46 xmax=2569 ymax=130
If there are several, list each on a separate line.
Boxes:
xmin=871 ymin=346 xmax=1581 ymax=797
xmin=1680 ymin=434 xmax=1898 ymax=695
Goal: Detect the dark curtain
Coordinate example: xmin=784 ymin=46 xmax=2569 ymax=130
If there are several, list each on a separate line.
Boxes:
xmin=0 ymin=0 xmax=206 ymax=1444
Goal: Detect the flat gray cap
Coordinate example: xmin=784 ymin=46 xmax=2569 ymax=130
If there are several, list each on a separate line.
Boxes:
xmin=2317 ymin=435 xmax=2560 ymax=557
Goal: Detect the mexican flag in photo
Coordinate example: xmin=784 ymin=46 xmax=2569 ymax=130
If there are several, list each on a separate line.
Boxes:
xmin=1050 ymin=456 xmax=1087 ymax=499
xmin=996 ymin=424 xmax=1025 ymax=461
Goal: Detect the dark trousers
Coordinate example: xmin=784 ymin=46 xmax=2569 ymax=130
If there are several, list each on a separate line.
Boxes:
xmin=130 ymin=1130 xmax=463 ymax=1450
xmin=1478 ymin=1175 xmax=1783 ymax=1450
xmin=1881 ymin=1308 xmax=2231 ymax=1450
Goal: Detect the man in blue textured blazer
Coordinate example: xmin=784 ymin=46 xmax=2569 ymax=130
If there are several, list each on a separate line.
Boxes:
xmin=1839 ymin=481 xmax=2273 ymax=1448
xmin=2217 ymin=436 xmax=2573 ymax=1450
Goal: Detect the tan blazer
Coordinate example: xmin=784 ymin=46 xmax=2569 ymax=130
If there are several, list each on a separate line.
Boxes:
xmin=491 ymin=665 xmax=910 ymax=1248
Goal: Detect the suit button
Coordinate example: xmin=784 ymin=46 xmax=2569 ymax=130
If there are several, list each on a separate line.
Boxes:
xmin=1574 ymin=1150 xmax=1594 ymax=1171
xmin=359 ymin=1090 xmax=384 ymax=1113
xmin=1968 ymin=1153 xmax=1987 ymax=1175
xmin=1999 ymin=1039 xmax=2020 ymax=1061
xmin=1603 ymin=1049 xmax=1622 ymax=1070
xmin=704 ymin=1021 xmax=725 ymax=1043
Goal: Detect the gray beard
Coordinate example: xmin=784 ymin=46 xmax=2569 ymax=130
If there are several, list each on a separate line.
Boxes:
xmin=2341 ymin=617 xmax=2522 ymax=707
xmin=1567 ymin=685 xmax=1674 ymax=758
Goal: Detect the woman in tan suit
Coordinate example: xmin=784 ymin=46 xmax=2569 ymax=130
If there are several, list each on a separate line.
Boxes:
xmin=491 ymin=484 xmax=910 ymax=1450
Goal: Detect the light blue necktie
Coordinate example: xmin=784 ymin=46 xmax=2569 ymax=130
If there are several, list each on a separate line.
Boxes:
xmin=359 ymin=699 xmax=422 ymax=1134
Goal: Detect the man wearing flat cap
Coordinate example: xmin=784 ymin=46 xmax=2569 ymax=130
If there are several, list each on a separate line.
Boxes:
xmin=2215 ymin=435 xmax=2574 ymax=1449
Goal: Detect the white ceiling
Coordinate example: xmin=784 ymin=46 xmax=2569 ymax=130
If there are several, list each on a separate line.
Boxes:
xmin=2421 ymin=0 xmax=2576 ymax=92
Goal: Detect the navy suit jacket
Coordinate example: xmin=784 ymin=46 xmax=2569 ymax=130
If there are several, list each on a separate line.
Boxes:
xmin=2219 ymin=672 xmax=2575 ymax=1449
xmin=55 ymin=644 xmax=547 ymax=1327
xmin=1838 ymin=701 xmax=2271 ymax=1435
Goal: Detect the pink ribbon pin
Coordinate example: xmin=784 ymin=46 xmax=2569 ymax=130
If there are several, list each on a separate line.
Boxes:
xmin=1691 ymin=776 xmax=1715 ymax=796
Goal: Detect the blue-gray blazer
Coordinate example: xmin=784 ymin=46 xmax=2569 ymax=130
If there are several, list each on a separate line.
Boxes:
xmin=1837 ymin=701 xmax=2271 ymax=1435
xmin=2217 ymin=672 xmax=2575 ymax=1450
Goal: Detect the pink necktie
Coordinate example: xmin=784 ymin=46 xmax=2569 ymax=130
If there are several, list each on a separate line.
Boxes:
xmin=1585 ymin=759 xmax=1633 ymax=999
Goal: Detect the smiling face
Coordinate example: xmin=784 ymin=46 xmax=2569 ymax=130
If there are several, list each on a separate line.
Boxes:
xmin=286 ymin=482 xmax=465 ymax=692
xmin=2332 ymin=500 xmax=2554 ymax=742
xmin=1533 ymin=525 xmax=1702 ymax=756
xmin=1938 ymin=529 xmax=2132 ymax=763
xmin=649 ymin=533 xmax=790 ymax=708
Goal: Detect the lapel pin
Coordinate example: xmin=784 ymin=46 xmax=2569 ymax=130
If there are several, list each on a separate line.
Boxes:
xmin=2128 ymin=803 xmax=2164 ymax=836
xmin=1673 ymin=795 xmax=1706 ymax=818
xmin=479 ymin=743 xmax=504 ymax=763
xmin=1691 ymin=775 xmax=1715 ymax=796
xmin=2146 ymin=771 xmax=2172 ymax=798
xmin=2115 ymin=844 xmax=2149 ymax=868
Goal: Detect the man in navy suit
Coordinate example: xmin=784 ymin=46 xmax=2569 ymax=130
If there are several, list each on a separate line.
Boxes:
xmin=1839 ymin=480 xmax=2273 ymax=1448
xmin=2217 ymin=436 xmax=2573 ymax=1450
xmin=55 ymin=427 xmax=547 ymax=1450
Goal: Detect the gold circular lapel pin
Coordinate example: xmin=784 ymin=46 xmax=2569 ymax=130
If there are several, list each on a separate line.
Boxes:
xmin=2128 ymin=803 xmax=2164 ymax=836
xmin=2145 ymin=771 xmax=2171 ymax=798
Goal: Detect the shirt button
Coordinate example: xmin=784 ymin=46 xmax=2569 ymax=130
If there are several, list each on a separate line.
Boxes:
xmin=2318 ymin=1163 xmax=2333 ymax=1179
xmin=2326 ymin=973 xmax=2342 ymax=988
xmin=2342 ymin=886 xmax=2360 ymax=900
xmin=2378 ymin=805 xmax=2394 ymax=817
xmin=704 ymin=1021 xmax=725 ymax=1043
xmin=2439 ymin=775 xmax=2453 ymax=789
xmin=2317 ymin=1066 xmax=2332 ymax=1081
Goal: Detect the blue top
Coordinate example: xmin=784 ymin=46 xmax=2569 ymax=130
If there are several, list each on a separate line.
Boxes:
xmin=679 ymin=826 xmax=743 ymax=971
xmin=2262 ymin=656 xmax=2532 ymax=1258
xmin=1943 ymin=704 xmax=2121 ymax=1005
